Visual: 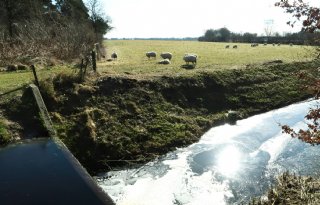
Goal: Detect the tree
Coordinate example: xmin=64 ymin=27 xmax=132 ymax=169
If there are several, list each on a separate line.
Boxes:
xmin=275 ymin=0 xmax=320 ymax=33
xmin=86 ymin=0 xmax=112 ymax=42
xmin=276 ymin=0 xmax=320 ymax=144
xmin=264 ymin=20 xmax=275 ymax=37
xmin=0 ymin=0 xmax=35 ymax=38
xmin=242 ymin=32 xmax=257 ymax=43
xmin=198 ymin=27 xmax=231 ymax=42
xmin=0 ymin=0 xmax=113 ymax=64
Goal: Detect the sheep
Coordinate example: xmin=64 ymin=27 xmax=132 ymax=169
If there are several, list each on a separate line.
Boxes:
xmin=183 ymin=54 xmax=197 ymax=64
xmin=233 ymin=45 xmax=238 ymax=49
xmin=146 ymin=51 xmax=156 ymax=59
xmin=160 ymin=52 xmax=172 ymax=60
xmin=158 ymin=59 xmax=171 ymax=65
xmin=111 ymin=52 xmax=118 ymax=60
xmin=225 ymin=45 xmax=230 ymax=48
xmin=6 ymin=65 xmax=17 ymax=72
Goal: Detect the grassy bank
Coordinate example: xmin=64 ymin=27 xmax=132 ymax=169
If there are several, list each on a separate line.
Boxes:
xmin=20 ymin=60 xmax=314 ymax=174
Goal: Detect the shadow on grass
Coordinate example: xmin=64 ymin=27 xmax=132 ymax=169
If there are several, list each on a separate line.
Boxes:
xmin=181 ymin=64 xmax=196 ymax=70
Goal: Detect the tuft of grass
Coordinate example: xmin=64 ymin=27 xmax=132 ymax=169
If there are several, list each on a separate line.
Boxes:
xmin=0 ymin=119 xmax=11 ymax=145
xmin=249 ymin=172 xmax=320 ymax=205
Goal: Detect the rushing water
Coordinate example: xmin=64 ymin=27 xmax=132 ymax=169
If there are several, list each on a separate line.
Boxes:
xmin=97 ymin=99 xmax=320 ymax=205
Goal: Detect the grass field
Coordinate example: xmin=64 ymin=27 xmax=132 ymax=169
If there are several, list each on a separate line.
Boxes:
xmin=0 ymin=40 xmax=315 ymax=93
xmin=0 ymin=66 xmax=72 ymax=94
xmin=100 ymin=40 xmax=315 ymax=76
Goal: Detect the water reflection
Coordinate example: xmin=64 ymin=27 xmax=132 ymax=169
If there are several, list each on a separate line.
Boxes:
xmin=98 ymin=99 xmax=320 ymax=204
xmin=216 ymin=146 xmax=242 ymax=177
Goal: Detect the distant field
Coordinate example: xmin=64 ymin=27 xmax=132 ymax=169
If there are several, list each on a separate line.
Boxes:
xmin=100 ymin=40 xmax=315 ymax=76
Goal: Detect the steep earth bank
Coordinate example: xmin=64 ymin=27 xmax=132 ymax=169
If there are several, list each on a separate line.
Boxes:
xmin=2 ymin=61 xmax=319 ymax=174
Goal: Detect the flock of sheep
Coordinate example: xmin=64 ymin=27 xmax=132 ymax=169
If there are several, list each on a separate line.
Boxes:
xmin=110 ymin=51 xmax=197 ymax=65
xmin=109 ymin=42 xmax=294 ymax=66
xmin=146 ymin=52 xmax=197 ymax=65
xmin=225 ymin=43 xmax=294 ymax=49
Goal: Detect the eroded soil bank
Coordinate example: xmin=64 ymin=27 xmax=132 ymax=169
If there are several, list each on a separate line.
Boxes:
xmin=2 ymin=61 xmax=319 ymax=174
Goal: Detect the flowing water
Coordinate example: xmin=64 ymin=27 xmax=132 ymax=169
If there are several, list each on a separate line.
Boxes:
xmin=97 ymin=99 xmax=320 ymax=205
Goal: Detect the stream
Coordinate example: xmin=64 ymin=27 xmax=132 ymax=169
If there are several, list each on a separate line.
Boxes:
xmin=97 ymin=99 xmax=320 ymax=205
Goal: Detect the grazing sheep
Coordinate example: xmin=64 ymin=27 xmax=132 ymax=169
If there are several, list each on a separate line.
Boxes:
xmin=225 ymin=45 xmax=230 ymax=48
xmin=251 ymin=43 xmax=258 ymax=47
xmin=160 ymin=52 xmax=173 ymax=60
xmin=183 ymin=54 xmax=197 ymax=64
xmin=233 ymin=45 xmax=238 ymax=49
xmin=146 ymin=51 xmax=157 ymax=59
xmin=6 ymin=65 xmax=17 ymax=72
xmin=111 ymin=52 xmax=118 ymax=60
xmin=158 ymin=59 xmax=171 ymax=65
xmin=17 ymin=64 xmax=28 ymax=70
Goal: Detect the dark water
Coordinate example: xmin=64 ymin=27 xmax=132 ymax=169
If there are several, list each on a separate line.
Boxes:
xmin=0 ymin=138 xmax=113 ymax=205
xmin=97 ymin=99 xmax=320 ymax=205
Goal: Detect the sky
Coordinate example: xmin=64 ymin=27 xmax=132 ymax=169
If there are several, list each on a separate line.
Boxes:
xmin=101 ymin=0 xmax=320 ymax=38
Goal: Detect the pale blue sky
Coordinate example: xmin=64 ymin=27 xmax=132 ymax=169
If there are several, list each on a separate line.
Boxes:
xmin=101 ymin=0 xmax=319 ymax=38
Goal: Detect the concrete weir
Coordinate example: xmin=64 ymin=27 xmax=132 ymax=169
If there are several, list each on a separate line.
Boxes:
xmin=0 ymin=84 xmax=114 ymax=205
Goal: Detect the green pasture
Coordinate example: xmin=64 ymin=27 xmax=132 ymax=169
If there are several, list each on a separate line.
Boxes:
xmin=101 ymin=40 xmax=315 ymax=76
xmin=0 ymin=66 xmax=72 ymax=94
xmin=0 ymin=40 xmax=315 ymax=93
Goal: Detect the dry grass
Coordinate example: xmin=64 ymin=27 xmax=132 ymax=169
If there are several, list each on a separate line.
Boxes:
xmin=250 ymin=172 xmax=320 ymax=205
xmin=99 ymin=40 xmax=315 ymax=77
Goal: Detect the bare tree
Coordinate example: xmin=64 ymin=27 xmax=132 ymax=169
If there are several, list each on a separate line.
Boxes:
xmin=276 ymin=0 xmax=320 ymax=144
xmin=264 ymin=19 xmax=274 ymax=37
xmin=86 ymin=0 xmax=112 ymax=42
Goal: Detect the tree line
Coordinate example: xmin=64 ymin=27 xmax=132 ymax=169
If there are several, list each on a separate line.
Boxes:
xmin=198 ymin=27 xmax=320 ymax=45
xmin=0 ymin=0 xmax=112 ymax=66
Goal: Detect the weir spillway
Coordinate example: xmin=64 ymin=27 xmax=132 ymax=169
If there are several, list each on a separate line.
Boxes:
xmin=0 ymin=138 xmax=114 ymax=205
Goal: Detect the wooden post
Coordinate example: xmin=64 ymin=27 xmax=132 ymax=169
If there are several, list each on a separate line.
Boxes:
xmin=91 ymin=50 xmax=96 ymax=72
xmin=30 ymin=65 xmax=40 ymax=87
xmin=95 ymin=43 xmax=101 ymax=61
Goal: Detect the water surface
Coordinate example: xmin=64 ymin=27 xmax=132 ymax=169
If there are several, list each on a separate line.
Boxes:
xmin=98 ymin=100 xmax=320 ymax=205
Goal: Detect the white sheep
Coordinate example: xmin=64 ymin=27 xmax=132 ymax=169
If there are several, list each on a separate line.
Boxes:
xmin=160 ymin=52 xmax=172 ymax=60
xmin=111 ymin=52 xmax=118 ymax=60
xmin=158 ymin=59 xmax=171 ymax=65
xmin=146 ymin=51 xmax=157 ymax=59
xmin=183 ymin=54 xmax=197 ymax=64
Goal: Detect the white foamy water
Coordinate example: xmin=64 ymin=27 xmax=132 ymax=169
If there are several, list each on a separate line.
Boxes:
xmin=97 ymin=99 xmax=320 ymax=204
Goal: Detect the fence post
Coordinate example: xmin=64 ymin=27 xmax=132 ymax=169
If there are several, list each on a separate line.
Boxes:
xmin=95 ymin=43 xmax=101 ymax=61
xmin=91 ymin=50 xmax=97 ymax=72
xmin=30 ymin=65 xmax=40 ymax=87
